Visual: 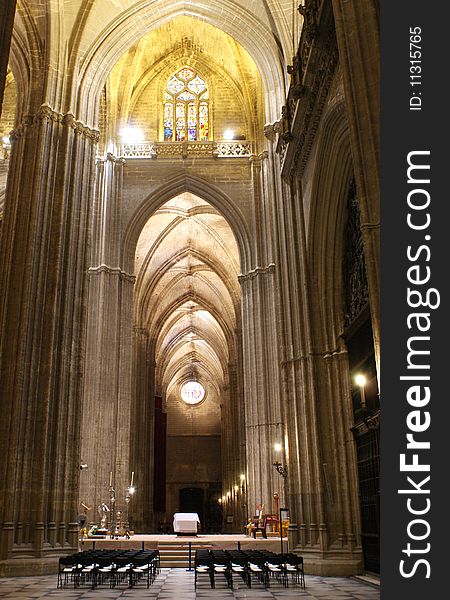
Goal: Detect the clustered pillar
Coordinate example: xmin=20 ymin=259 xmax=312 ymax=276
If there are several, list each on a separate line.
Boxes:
xmin=80 ymin=153 xmax=135 ymax=526
xmin=0 ymin=105 xmax=98 ymax=570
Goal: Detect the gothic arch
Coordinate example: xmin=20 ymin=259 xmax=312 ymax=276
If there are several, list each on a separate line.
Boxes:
xmin=75 ymin=0 xmax=285 ymax=127
xmin=122 ymin=173 xmax=252 ymax=274
xmin=308 ymin=100 xmax=354 ymax=350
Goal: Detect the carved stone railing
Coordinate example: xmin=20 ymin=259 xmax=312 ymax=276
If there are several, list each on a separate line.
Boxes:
xmin=117 ymin=140 xmax=253 ymax=159
xmin=214 ymin=141 xmax=253 ymax=157
xmin=119 ymin=142 xmax=156 ymax=158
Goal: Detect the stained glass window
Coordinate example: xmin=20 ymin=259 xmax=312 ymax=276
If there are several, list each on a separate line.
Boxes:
xmin=163 ymin=67 xmax=209 ymax=142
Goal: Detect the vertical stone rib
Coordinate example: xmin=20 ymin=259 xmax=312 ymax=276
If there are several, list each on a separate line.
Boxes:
xmin=81 ymin=153 xmax=135 ymax=520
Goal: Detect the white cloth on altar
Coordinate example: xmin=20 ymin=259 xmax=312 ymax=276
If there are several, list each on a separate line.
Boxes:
xmin=173 ymin=512 xmax=200 ymax=533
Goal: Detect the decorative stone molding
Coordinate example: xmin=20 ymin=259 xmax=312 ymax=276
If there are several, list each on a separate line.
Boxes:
xmin=277 ymin=1 xmax=339 ymax=178
xmin=88 ymin=264 xmax=136 ymax=283
xmin=238 ymin=263 xmax=275 ymax=283
xmin=360 ymin=220 xmax=380 ymax=231
xmin=63 ymin=113 xmax=100 ymax=143
xmin=9 ymin=105 xmax=100 ymax=143
xmin=264 ymin=123 xmax=278 ymax=141
xmin=34 ymin=103 xmax=63 ymax=125
xmin=281 ymin=346 xmax=347 ymax=365
xmin=96 ymin=153 xmax=126 ymax=165
xmin=298 ymin=1 xmax=319 ymax=43
xmin=117 ymin=140 xmax=254 ymax=159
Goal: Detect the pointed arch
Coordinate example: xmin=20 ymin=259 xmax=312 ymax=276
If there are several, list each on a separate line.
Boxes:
xmin=76 ymin=0 xmax=285 ymax=126
xmin=123 ymin=173 xmax=252 ymax=274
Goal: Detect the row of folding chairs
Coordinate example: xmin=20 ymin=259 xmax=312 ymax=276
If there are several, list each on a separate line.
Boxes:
xmin=194 ymin=548 xmax=305 ymax=589
xmin=57 ymin=548 xmax=160 ymax=589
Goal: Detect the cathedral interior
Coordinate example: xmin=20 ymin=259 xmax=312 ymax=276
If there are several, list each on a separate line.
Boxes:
xmin=0 ymin=0 xmax=380 ymax=581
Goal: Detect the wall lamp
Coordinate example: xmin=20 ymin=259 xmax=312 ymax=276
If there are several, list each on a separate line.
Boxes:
xmin=273 ymin=443 xmax=288 ymax=479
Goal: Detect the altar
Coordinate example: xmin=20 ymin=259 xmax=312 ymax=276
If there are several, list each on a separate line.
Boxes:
xmin=173 ymin=512 xmax=200 ymax=535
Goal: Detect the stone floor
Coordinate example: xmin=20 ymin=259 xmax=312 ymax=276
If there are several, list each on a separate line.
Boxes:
xmin=0 ymin=568 xmax=380 ymax=599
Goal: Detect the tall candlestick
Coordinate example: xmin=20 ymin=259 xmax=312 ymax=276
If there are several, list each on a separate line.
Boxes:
xmin=109 ymin=471 xmax=112 ymax=487
xmin=130 ymin=471 xmax=134 ymax=487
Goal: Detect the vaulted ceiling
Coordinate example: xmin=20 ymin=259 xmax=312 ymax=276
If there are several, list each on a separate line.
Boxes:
xmin=10 ymin=0 xmax=303 ymax=122
xmin=135 ymin=192 xmax=240 ymax=403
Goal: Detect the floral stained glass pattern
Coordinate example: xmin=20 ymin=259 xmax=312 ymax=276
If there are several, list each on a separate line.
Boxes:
xmin=176 ymin=102 xmax=185 ymax=141
xmin=163 ymin=67 xmax=209 ymax=142
xmin=188 ymin=103 xmax=197 ymax=141
xmin=199 ymin=103 xmax=209 ymax=141
xmin=167 ymin=76 xmax=184 ymax=95
xmin=188 ymin=76 xmax=207 ymax=95
xmin=164 ymin=103 xmax=174 ymax=141
xmin=178 ymin=67 xmax=195 ymax=81
xmin=178 ymin=91 xmax=196 ymax=102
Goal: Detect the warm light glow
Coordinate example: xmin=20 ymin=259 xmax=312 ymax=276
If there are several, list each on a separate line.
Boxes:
xmin=218 ymin=498 xmax=222 ymax=504
xmin=240 ymin=474 xmax=245 ymax=481
xmin=222 ymin=496 xmax=226 ymax=502
xmin=120 ymin=127 xmax=144 ymax=143
xmin=129 ymin=486 xmax=136 ymax=495
xmin=274 ymin=443 xmax=282 ymax=453
xmin=2 ymin=136 xmax=10 ymax=145
xmin=355 ymin=374 xmax=367 ymax=387
xmin=234 ymin=485 xmax=239 ymax=492
xmin=223 ymin=129 xmax=235 ymax=140
xmin=227 ymin=491 xmax=231 ymax=498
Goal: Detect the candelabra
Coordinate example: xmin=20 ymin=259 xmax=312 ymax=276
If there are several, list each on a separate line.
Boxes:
xmin=124 ymin=471 xmax=136 ymax=535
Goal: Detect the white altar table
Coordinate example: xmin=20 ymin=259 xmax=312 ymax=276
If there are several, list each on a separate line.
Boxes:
xmin=173 ymin=512 xmax=200 ymax=534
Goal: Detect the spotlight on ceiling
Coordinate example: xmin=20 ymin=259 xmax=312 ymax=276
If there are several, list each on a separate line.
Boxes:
xmin=120 ymin=127 xmax=144 ymax=144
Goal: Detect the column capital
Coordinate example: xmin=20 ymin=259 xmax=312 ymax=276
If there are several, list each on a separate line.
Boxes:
xmin=238 ymin=263 xmax=275 ymax=283
xmin=88 ymin=264 xmax=135 ymax=283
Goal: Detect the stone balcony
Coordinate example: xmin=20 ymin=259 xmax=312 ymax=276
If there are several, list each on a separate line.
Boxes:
xmin=116 ymin=140 xmax=254 ymax=160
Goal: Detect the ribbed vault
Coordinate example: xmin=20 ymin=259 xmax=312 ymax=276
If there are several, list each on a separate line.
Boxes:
xmin=135 ymin=191 xmax=240 ymax=408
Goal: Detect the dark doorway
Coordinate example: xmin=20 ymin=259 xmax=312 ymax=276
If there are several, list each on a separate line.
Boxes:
xmin=179 ymin=487 xmax=204 ymax=526
xmin=343 ymin=179 xmax=380 ymax=574
xmin=346 ymin=314 xmax=380 ymax=574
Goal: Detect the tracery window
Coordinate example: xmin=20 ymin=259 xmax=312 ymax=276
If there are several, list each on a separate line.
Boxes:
xmin=164 ymin=67 xmax=209 ymax=142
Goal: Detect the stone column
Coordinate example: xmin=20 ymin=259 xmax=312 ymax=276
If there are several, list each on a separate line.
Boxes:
xmin=332 ymin=0 xmax=380 ymax=378
xmin=271 ymin=166 xmax=362 ymax=573
xmin=0 ymin=105 xmax=97 ymax=572
xmin=131 ymin=327 xmax=154 ymax=531
xmin=273 ymin=173 xmax=328 ymax=553
xmin=227 ymin=360 xmax=246 ymax=529
xmin=239 ymin=155 xmax=285 ymax=520
xmin=80 ymin=154 xmax=135 ymax=525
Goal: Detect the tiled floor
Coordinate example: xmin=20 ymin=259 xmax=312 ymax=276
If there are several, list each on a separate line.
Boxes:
xmin=0 ymin=569 xmax=380 ymax=599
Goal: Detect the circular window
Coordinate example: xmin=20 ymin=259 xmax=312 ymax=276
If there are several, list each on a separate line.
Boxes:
xmin=181 ymin=381 xmax=205 ymax=405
